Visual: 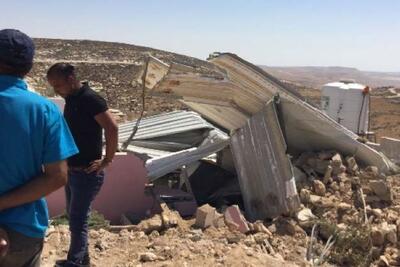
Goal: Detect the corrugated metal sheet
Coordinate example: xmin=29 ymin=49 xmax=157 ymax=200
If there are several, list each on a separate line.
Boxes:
xmin=118 ymin=111 xmax=221 ymax=142
xmin=230 ymin=100 xmax=300 ymax=221
xmin=116 ymin=111 xmax=229 ymax=179
xmin=146 ymin=130 xmax=229 ymax=180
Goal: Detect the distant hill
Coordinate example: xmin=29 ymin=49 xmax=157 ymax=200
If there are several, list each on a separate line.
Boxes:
xmin=260 ymin=66 xmax=400 ymax=88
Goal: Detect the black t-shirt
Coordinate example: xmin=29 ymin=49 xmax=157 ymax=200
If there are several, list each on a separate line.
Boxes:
xmin=64 ymin=84 xmax=108 ymax=167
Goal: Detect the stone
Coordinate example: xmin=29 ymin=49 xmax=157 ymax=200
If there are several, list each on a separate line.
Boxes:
xmin=372 ymin=209 xmax=383 ymax=219
xmin=386 ymin=224 xmax=398 ymax=244
xmin=378 ymin=255 xmax=390 ymax=267
xmin=371 ymin=227 xmax=385 ymax=246
xmin=330 ymin=153 xmax=347 ymax=176
xmin=369 ymin=180 xmax=393 ymax=202
xmin=277 ymin=218 xmax=297 ymax=236
xmin=299 ymin=189 xmax=311 ymax=203
xmin=252 ymin=221 xmax=272 ymax=235
xmin=224 ymin=205 xmax=250 ymax=234
xmin=195 ymin=204 xmax=217 ymax=229
xmin=345 ymin=156 xmax=359 ymax=174
xmin=371 ymin=247 xmax=382 ymax=260
xmin=330 ymin=182 xmax=340 ymax=191
xmin=323 ymin=165 xmax=333 ymax=184
xmin=331 ymin=153 xmax=342 ymax=167
xmin=313 ymin=180 xmax=326 ymax=196
xmin=243 ymin=235 xmax=256 ymax=247
xmin=226 ymin=232 xmax=245 ymax=244
xmin=296 ymin=208 xmax=316 ymax=222
xmin=160 ymin=203 xmax=181 ymax=228
xmin=212 ymin=212 xmax=226 ymax=228
xmin=139 ymin=252 xmax=158 ymax=262
xmin=138 ymin=215 xmax=163 ymax=234
xmin=337 ymin=203 xmax=352 ymax=212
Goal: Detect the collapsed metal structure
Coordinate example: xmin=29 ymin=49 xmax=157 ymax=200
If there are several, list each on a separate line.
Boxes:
xmin=141 ymin=53 xmax=393 ymax=221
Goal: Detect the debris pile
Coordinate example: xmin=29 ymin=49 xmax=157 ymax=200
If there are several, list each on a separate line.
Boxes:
xmin=290 ymin=151 xmax=400 ymax=266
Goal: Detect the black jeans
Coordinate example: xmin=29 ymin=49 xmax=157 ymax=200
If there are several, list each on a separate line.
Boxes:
xmin=0 ymin=226 xmax=43 ymax=267
xmin=65 ymin=170 xmax=104 ymax=265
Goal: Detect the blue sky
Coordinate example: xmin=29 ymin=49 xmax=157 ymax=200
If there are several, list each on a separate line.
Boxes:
xmin=1 ymin=0 xmax=399 ymax=71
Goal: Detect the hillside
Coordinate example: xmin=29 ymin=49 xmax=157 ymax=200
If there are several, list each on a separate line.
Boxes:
xmin=28 ymin=38 xmax=400 ymax=139
xmin=261 ymin=66 xmax=400 ymax=88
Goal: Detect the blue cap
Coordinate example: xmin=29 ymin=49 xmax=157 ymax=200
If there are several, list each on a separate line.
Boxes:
xmin=0 ymin=29 xmax=35 ymax=68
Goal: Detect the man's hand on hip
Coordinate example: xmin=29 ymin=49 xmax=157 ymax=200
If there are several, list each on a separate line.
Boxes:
xmin=85 ymin=158 xmax=111 ymax=174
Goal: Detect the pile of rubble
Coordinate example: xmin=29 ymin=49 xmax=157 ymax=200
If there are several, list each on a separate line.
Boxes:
xmin=292 ymin=151 xmax=399 ymax=266
xmin=41 ymin=151 xmax=399 ymax=266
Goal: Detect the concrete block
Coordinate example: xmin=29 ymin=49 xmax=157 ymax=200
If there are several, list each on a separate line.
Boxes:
xmin=195 ymin=204 xmax=216 ymax=229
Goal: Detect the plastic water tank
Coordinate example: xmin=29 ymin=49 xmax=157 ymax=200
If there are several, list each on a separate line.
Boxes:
xmin=321 ymin=80 xmax=370 ymax=134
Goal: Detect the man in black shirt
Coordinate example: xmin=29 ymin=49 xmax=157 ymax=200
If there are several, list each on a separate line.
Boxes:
xmin=47 ymin=63 xmax=118 ymax=267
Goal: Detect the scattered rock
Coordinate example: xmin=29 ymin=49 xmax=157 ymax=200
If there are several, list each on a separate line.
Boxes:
xmin=369 ymin=180 xmax=393 ymax=202
xmin=331 ymin=153 xmax=346 ymax=175
xmin=378 ymin=255 xmax=390 ymax=267
xmin=296 ymin=208 xmax=316 ymax=223
xmin=276 ymin=218 xmax=298 ymax=236
xmin=323 ymin=165 xmax=333 ymax=184
xmin=250 ymin=221 xmax=272 ymax=235
xmin=138 ymin=214 xmax=163 ymax=234
xmin=371 ymin=227 xmax=385 ymax=246
xmin=299 ymin=189 xmax=311 ymax=203
xmin=345 ymin=156 xmax=359 ymax=174
xmin=224 ymin=205 xmax=250 ymax=233
xmin=139 ymin=252 xmax=159 ymax=262
xmin=313 ymin=180 xmax=326 ymax=196
xmin=195 ymin=204 xmax=217 ymax=229
xmin=226 ymin=232 xmax=245 ymax=244
xmin=160 ymin=203 xmax=182 ymax=228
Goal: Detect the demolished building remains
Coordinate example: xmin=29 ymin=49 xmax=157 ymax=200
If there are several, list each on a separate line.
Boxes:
xmin=141 ymin=52 xmax=396 ymax=221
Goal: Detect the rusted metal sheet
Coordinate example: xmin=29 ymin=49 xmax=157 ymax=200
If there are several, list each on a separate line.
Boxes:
xmin=230 ymin=100 xmax=300 ymax=221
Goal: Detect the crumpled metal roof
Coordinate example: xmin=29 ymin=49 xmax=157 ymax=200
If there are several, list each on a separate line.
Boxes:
xmin=118 ymin=110 xmax=223 ymax=142
xmin=116 ymin=110 xmax=229 ymax=179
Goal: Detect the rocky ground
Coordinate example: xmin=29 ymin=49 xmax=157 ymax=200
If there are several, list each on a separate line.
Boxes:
xmin=42 ymin=152 xmax=400 ymax=267
xmin=31 ymin=39 xmax=400 ymax=266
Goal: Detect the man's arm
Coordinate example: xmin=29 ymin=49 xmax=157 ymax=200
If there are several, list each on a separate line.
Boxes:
xmin=0 ymin=160 xmax=68 ymax=211
xmin=85 ymin=110 xmax=118 ymax=173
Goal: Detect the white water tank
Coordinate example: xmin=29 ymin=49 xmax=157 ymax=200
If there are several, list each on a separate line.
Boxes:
xmin=321 ymin=80 xmax=370 ymax=135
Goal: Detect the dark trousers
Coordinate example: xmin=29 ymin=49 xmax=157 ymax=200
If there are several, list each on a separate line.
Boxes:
xmin=65 ymin=170 xmax=104 ymax=265
xmin=0 ymin=226 xmax=43 ymax=267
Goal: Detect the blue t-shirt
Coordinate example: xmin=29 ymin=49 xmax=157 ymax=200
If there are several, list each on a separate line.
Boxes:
xmin=0 ymin=74 xmax=78 ymax=238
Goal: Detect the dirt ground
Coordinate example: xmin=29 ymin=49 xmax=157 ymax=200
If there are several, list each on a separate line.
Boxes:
xmin=41 ymin=220 xmax=304 ymax=267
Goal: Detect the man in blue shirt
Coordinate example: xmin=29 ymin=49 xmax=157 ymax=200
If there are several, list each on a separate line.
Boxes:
xmin=0 ymin=29 xmax=78 ymax=267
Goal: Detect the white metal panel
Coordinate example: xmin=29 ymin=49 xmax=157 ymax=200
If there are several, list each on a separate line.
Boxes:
xmin=321 ymin=82 xmax=369 ymax=134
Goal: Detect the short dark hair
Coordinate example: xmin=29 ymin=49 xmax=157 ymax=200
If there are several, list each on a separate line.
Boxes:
xmin=0 ymin=62 xmax=32 ymax=77
xmin=47 ymin=63 xmax=76 ymax=79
